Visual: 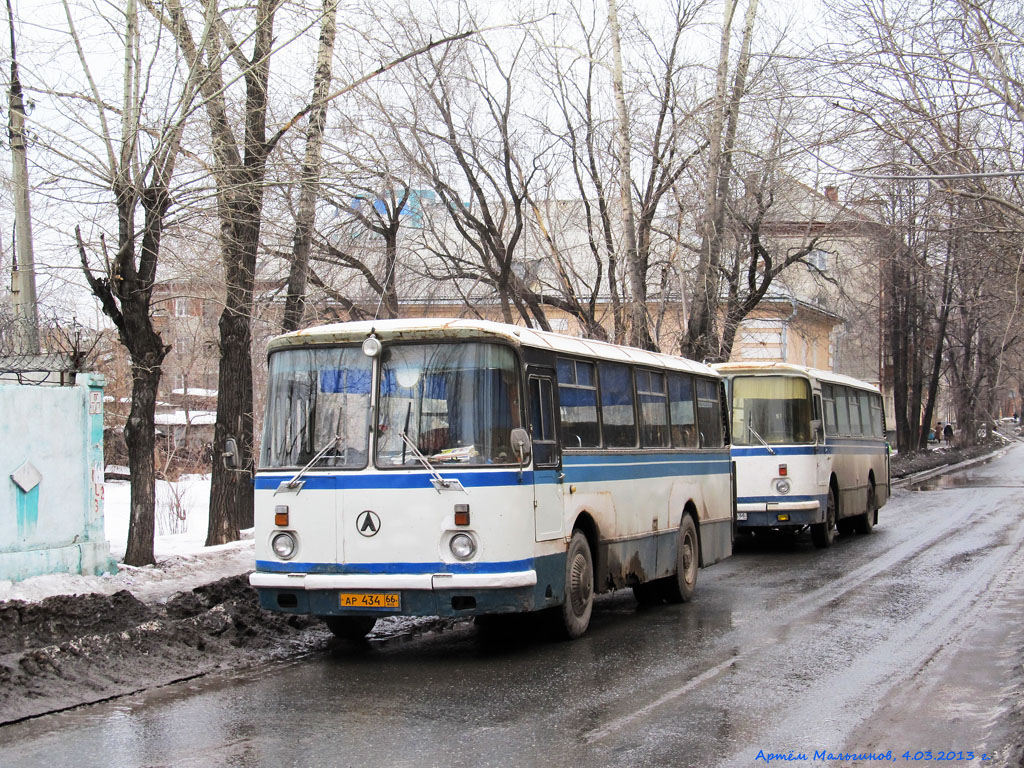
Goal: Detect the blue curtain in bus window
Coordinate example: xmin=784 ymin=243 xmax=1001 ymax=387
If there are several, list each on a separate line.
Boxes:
xmin=261 ymin=347 xmax=371 ymax=469
xmin=695 ymin=378 xmax=723 ymax=448
xmin=599 ymin=362 xmax=637 ymax=447
xmin=557 ymin=359 xmax=600 ymax=447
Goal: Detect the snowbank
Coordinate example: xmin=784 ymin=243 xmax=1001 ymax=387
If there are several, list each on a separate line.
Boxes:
xmin=0 ymin=475 xmax=254 ymax=605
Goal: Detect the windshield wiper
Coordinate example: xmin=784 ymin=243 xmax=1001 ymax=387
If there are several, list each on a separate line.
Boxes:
xmin=747 ymin=423 xmax=776 ymax=455
xmin=398 ymin=431 xmax=466 ymax=494
xmin=278 ymin=435 xmax=339 ymax=492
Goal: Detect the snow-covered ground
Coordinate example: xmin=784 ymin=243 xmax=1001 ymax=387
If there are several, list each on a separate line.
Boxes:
xmin=0 ymin=475 xmax=254 ymax=605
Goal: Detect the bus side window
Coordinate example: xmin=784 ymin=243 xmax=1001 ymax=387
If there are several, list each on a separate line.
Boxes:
xmin=858 ymin=391 xmax=873 ymax=438
xmin=529 ymin=376 xmax=559 ymax=467
xmin=870 ymin=394 xmax=884 ymax=438
xmin=849 ymin=389 xmax=864 ymax=436
xmin=821 ymin=384 xmax=837 ymax=435
xmin=637 ymin=369 xmax=669 ymax=448
xmin=556 ymin=358 xmax=600 ymax=448
xmin=696 ymin=377 xmax=724 ymax=448
xmin=668 ymin=372 xmax=698 ymax=448
xmin=598 ymin=362 xmax=638 ymax=448
xmin=835 ymin=386 xmax=851 ymax=435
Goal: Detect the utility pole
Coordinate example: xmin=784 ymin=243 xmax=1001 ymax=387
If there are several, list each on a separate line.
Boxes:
xmin=7 ymin=0 xmax=39 ymax=355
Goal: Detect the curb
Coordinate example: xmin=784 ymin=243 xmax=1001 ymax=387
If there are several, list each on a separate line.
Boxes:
xmin=892 ymin=445 xmax=1009 ymax=489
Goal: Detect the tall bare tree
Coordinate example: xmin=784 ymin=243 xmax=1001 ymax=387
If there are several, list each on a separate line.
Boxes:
xmin=69 ymin=0 xmax=204 ymax=564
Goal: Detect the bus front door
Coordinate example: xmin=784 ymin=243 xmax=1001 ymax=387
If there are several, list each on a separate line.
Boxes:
xmin=528 ymin=368 xmax=564 ymax=541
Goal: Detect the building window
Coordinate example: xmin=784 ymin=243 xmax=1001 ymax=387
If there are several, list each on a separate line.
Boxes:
xmin=806 ymin=249 xmax=829 ymax=272
xmin=174 ymin=297 xmax=191 ymax=317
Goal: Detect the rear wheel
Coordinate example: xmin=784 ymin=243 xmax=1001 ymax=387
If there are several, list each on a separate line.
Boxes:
xmin=811 ymin=486 xmax=837 ymax=548
xmin=555 ymin=530 xmax=594 ymax=639
xmin=662 ymin=515 xmax=699 ymax=603
xmin=855 ymin=484 xmax=877 ymax=534
xmin=323 ymin=616 xmax=377 ymax=641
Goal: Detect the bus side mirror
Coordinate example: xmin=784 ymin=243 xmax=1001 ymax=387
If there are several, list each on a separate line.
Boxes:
xmin=510 ymin=428 xmax=532 ymax=465
xmin=222 ymin=437 xmax=241 ymax=470
xmin=810 ymin=419 xmax=823 ymax=442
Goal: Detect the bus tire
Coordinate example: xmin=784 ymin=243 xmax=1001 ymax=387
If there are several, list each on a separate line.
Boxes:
xmin=855 ymin=484 xmax=876 ymax=534
xmin=811 ymin=486 xmax=837 ymax=548
xmin=662 ymin=515 xmax=699 ymax=604
xmin=556 ymin=530 xmax=594 ymax=640
xmin=323 ymin=616 xmax=377 ymax=642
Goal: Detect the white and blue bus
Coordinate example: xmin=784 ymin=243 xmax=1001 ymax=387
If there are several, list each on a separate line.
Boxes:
xmin=249 ymin=319 xmax=734 ymax=640
xmin=713 ymin=363 xmax=889 ymax=548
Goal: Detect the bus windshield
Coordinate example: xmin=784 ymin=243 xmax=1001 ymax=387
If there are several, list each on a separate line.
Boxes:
xmin=261 ymin=346 xmax=372 ymax=469
xmin=730 ymin=375 xmax=813 ymax=445
xmin=376 ymin=342 xmax=521 ymax=466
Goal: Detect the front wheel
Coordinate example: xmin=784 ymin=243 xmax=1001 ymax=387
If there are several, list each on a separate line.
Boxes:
xmin=323 ymin=616 xmax=377 ymax=642
xmin=811 ymin=486 xmax=837 ymax=548
xmin=555 ymin=530 xmax=594 ymax=640
xmin=662 ymin=515 xmax=699 ymax=603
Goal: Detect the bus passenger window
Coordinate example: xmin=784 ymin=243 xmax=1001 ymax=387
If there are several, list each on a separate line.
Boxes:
xmin=696 ymin=378 xmax=724 ymax=448
xmin=637 ymin=369 xmax=669 ymax=448
xmin=557 ymin=358 xmax=600 ymax=448
xmin=668 ymin=373 xmax=698 ymax=447
xmin=834 ymin=387 xmax=851 ymax=435
xmin=598 ymin=362 xmax=638 ymax=448
xmin=821 ymin=384 xmax=838 ymax=435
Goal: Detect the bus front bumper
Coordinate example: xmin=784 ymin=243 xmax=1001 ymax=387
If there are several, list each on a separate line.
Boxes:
xmin=736 ymin=499 xmax=823 ymax=528
xmin=249 ymin=569 xmax=542 ymax=618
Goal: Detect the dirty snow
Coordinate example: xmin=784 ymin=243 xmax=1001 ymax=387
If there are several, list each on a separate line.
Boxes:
xmin=0 ymin=475 xmax=255 ymax=606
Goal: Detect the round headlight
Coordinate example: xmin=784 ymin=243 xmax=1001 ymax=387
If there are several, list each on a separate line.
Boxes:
xmin=272 ymin=532 xmax=296 ymax=559
xmin=449 ymin=533 xmax=476 ymax=560
xmin=775 ymin=478 xmax=791 ymax=495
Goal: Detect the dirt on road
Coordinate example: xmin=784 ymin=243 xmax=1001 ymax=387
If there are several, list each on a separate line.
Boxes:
xmin=0 ymin=575 xmax=329 ymax=724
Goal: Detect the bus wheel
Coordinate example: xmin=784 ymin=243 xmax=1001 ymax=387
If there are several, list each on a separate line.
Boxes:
xmin=855 ymin=484 xmax=876 ymax=534
xmin=662 ymin=515 xmax=699 ymax=603
xmin=323 ymin=616 xmax=377 ymax=642
xmin=811 ymin=486 xmax=837 ymax=548
xmin=556 ymin=530 xmax=594 ymax=639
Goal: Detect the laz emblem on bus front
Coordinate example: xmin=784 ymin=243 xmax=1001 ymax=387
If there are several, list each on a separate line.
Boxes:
xmin=356 ymin=510 xmax=381 ymax=537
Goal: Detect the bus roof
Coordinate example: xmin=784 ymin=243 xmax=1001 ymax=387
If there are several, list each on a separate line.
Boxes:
xmin=711 ymin=361 xmax=881 ymax=394
xmin=268 ymin=318 xmax=718 ymax=377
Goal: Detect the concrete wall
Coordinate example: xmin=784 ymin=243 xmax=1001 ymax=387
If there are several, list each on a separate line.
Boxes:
xmin=0 ymin=373 xmax=116 ymax=582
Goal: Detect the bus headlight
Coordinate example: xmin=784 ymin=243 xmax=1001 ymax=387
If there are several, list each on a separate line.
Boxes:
xmin=775 ymin=478 xmax=791 ymax=495
xmin=272 ymin=532 xmax=296 ymax=560
xmin=449 ymin=533 xmax=476 ymax=560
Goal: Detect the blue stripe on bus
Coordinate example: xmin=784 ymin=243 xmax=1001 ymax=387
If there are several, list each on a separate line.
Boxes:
xmin=255 ymin=557 xmax=535 ymax=575
xmin=731 ymin=445 xmax=885 ymax=458
xmin=256 ymin=451 xmax=733 ymax=491
xmin=736 ymin=494 xmax=826 ymax=505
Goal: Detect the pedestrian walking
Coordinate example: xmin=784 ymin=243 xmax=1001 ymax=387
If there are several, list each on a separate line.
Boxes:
xmin=943 ymin=422 xmax=954 ymax=446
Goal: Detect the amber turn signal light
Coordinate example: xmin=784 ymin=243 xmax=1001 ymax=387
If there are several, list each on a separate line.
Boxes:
xmin=274 ymin=505 xmax=289 ymax=527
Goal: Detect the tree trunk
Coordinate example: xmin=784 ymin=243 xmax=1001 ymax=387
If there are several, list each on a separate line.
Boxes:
xmin=282 ymin=0 xmax=337 ymax=332
xmin=123 ymin=360 xmax=162 ymax=565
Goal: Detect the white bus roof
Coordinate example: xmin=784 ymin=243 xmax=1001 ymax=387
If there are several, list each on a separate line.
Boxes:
xmin=268 ymin=318 xmax=718 ymax=377
xmin=711 ymin=362 xmax=881 ymax=394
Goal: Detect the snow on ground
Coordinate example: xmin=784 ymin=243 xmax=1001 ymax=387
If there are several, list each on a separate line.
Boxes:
xmin=0 ymin=475 xmax=255 ymax=605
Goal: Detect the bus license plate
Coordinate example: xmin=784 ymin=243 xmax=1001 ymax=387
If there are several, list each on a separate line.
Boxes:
xmin=339 ymin=592 xmax=400 ymax=610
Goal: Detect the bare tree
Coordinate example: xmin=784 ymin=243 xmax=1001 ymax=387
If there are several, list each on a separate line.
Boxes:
xmin=67 ymin=0 xmax=204 ymax=564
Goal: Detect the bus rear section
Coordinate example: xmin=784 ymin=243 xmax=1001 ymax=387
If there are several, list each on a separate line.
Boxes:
xmin=716 ymin=364 xmax=889 ymax=549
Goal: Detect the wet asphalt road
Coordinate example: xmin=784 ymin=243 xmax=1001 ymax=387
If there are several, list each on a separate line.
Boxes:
xmin=2 ymin=444 xmax=1023 ymax=768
